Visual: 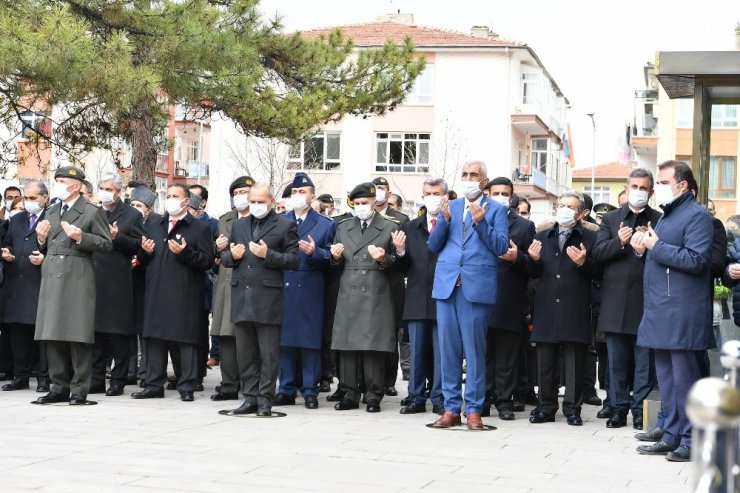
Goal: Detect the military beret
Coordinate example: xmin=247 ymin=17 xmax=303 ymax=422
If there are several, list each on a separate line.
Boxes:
xmin=593 ymin=203 xmax=616 ymax=216
xmin=291 ymin=172 xmax=314 ymax=189
xmin=188 ymin=192 xmax=202 ymax=210
xmin=281 ymin=185 xmax=293 ymax=199
xmin=54 ymin=165 xmax=86 ymax=181
xmin=349 ymin=182 xmax=376 ymax=201
xmin=229 ymin=176 xmax=255 ymax=195
xmin=130 ymin=186 xmax=157 ymax=208
xmin=317 ymin=193 xmax=334 ymax=205
xmin=371 ymin=177 xmax=389 ymax=187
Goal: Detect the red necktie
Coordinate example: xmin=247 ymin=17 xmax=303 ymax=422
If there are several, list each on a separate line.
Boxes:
xmin=430 ymin=218 xmax=437 ymax=233
xmin=168 ymin=219 xmax=177 ymax=234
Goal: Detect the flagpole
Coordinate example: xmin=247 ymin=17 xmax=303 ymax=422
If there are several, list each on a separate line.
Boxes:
xmin=587 ymin=113 xmax=596 ymax=194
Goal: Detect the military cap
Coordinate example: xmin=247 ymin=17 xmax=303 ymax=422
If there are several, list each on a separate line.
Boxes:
xmin=593 ymin=203 xmax=616 ymax=216
xmin=130 ymin=186 xmax=157 ymax=208
xmin=291 ymin=172 xmax=314 ymax=189
xmin=371 ymin=177 xmax=389 ymax=187
xmin=188 ymin=192 xmax=202 ymax=210
xmin=281 ymin=184 xmax=293 ymax=199
xmin=54 ymin=165 xmax=86 ymax=181
xmin=349 ymin=182 xmax=377 ymax=201
xmin=317 ymin=193 xmax=334 ymax=205
xmin=229 ymin=176 xmax=255 ymax=195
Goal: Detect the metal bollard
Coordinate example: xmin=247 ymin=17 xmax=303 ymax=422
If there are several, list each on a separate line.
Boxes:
xmin=687 ymin=377 xmax=740 ymax=493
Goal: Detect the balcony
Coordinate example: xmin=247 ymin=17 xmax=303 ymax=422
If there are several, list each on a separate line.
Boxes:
xmin=155 ymin=154 xmax=168 ymax=174
xmin=187 ymin=160 xmax=209 ymax=178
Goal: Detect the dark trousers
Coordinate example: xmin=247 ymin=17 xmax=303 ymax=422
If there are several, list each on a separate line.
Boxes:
xmin=144 ymin=337 xmax=198 ymax=393
xmin=217 ymin=335 xmax=240 ymax=394
xmin=383 ymin=329 xmax=401 ymax=387
xmin=514 ymin=335 xmax=537 ymax=399
xmin=605 ymin=332 xmax=655 ymax=415
xmin=0 ymin=327 xmax=13 ymax=376
xmin=137 ymin=336 xmax=146 ymax=379
xmin=399 ymin=326 xmax=410 ymax=372
xmin=407 ymin=320 xmax=442 ymax=406
xmin=235 ymin=322 xmax=281 ymax=409
xmin=654 ymin=349 xmax=702 ymax=447
xmin=46 ymin=340 xmax=92 ymax=397
xmin=486 ymin=328 xmax=523 ymax=411
xmin=339 ymin=350 xmax=386 ymax=403
xmin=278 ymin=346 xmax=321 ymax=398
xmin=537 ymin=341 xmax=587 ymax=416
xmin=6 ymin=323 xmax=36 ymax=380
xmin=210 ymin=335 xmax=220 ymax=360
xmin=92 ymin=333 xmax=133 ymax=388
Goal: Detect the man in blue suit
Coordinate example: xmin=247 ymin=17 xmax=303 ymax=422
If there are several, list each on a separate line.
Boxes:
xmin=428 ymin=161 xmax=509 ymax=430
xmin=274 ymin=173 xmax=336 ymax=409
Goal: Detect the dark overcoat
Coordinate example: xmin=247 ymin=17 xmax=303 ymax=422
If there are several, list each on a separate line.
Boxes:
xmin=211 ymin=210 xmax=239 ymax=338
xmin=400 ymin=213 xmax=438 ymax=321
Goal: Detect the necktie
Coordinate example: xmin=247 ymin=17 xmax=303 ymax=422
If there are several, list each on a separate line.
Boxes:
xmin=463 ymin=207 xmax=472 ymax=237
xmin=297 ymin=218 xmax=303 ymax=226
xmin=430 ymin=218 xmax=437 ymax=233
xmin=29 ymin=214 xmax=37 ymax=231
xmin=168 ymin=219 xmax=177 ymax=234
xmin=559 ymin=230 xmax=571 ymax=251
xmin=61 ymin=204 xmax=68 ymax=217
xmin=361 ymin=221 xmax=367 ymax=234
xmin=253 ymin=220 xmax=261 ymax=239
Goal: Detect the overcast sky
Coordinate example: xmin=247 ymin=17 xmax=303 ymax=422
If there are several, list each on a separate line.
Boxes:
xmin=258 ymin=0 xmax=740 ymax=168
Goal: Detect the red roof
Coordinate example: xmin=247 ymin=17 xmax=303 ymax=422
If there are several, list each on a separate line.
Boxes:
xmin=300 ymin=22 xmax=525 ymax=48
xmin=572 ymin=162 xmax=633 ymax=179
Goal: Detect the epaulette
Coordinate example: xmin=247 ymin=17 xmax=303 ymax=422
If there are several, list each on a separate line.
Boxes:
xmin=88 ymin=202 xmax=101 ymax=208
xmin=337 ymin=217 xmax=354 ymax=225
xmin=380 ymin=213 xmax=400 ymax=224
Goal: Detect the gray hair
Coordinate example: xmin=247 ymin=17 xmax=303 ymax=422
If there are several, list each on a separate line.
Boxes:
xmin=22 ymin=179 xmax=49 ymax=196
xmin=463 ymin=160 xmax=488 ymax=178
xmin=628 ymin=167 xmax=654 ymax=190
xmin=98 ymin=172 xmax=123 ymax=191
xmin=559 ymin=190 xmax=586 ymax=213
xmin=422 ymin=177 xmax=449 ymax=194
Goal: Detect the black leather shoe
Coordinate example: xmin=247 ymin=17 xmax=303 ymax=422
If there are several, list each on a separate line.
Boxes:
xmin=583 ymin=392 xmax=602 ymax=406
xmin=36 ymin=379 xmax=50 ymax=392
xmin=637 ymin=441 xmax=677 ymax=455
xmin=596 ymin=405 xmax=613 ymax=419
xmin=334 ymin=398 xmax=359 ymax=411
xmin=384 ymin=386 xmax=398 ymax=397
xmin=666 ymin=445 xmax=691 ymax=462
xmin=88 ymin=384 xmax=106 ymax=394
xmin=36 ymin=391 xmax=69 ymax=404
xmin=635 ymin=427 xmax=665 ymax=442
xmin=273 ymin=393 xmax=296 ymax=406
xmin=366 ymin=399 xmax=381 ymax=413
xmin=131 ymin=387 xmax=164 ymax=399
xmin=529 ymin=411 xmax=555 ymax=424
xmin=0 ymin=372 xmax=10 ymax=381
xmin=400 ymin=395 xmax=412 ymax=406
xmin=633 ymin=414 xmax=643 ymax=430
xmin=195 ymin=383 xmax=204 ymax=392
xmin=180 ymin=392 xmax=194 ymax=402
xmin=498 ymin=409 xmax=516 ymax=421
xmin=256 ymin=407 xmax=271 ymax=416
xmin=607 ymin=409 xmax=628 ymax=428
xmin=400 ymin=402 xmax=426 ymax=414
xmin=319 ymin=380 xmax=331 ymax=393
xmin=566 ymin=414 xmax=583 ymax=426
xmin=210 ymin=391 xmax=239 ymax=401
xmin=2 ymin=378 xmax=30 ymax=391
xmin=166 ymin=381 xmax=176 ymax=390
xmin=432 ymin=403 xmax=444 ymax=415
xmin=105 ymin=386 xmax=124 ymax=397
xmin=327 ymin=388 xmax=345 ymax=402
xmin=232 ymin=401 xmax=257 ymax=415
xmin=304 ymin=396 xmax=319 ymax=409
xmin=69 ymin=394 xmax=87 ymax=405
xmin=512 ymin=400 xmax=526 ymax=412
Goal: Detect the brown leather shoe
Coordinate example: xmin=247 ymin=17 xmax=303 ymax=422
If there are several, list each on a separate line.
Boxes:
xmin=467 ymin=412 xmax=484 ymax=430
xmin=432 ymin=411 xmax=462 ymax=428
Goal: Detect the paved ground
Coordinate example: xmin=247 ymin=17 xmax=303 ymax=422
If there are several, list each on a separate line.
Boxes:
xmin=0 ymin=370 xmax=692 ymax=493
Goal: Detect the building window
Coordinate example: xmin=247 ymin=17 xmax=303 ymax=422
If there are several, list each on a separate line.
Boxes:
xmin=20 ymin=110 xmax=52 ymax=139
xmin=711 ymin=105 xmax=738 ymax=128
xmin=287 ymin=132 xmax=340 ymax=171
xmin=155 ymin=177 xmax=167 ymax=212
xmin=709 ymin=156 xmax=736 ymax=199
xmin=404 ymin=65 xmax=434 ymax=105
xmin=522 ymin=73 xmax=539 ymax=105
xmin=530 ymin=138 xmax=548 ymax=172
xmin=583 ymin=186 xmax=611 ymax=205
xmin=375 ymin=132 xmax=430 ymax=173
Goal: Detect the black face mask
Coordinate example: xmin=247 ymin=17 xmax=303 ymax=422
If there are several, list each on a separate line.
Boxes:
xmin=124 ymin=198 xmax=131 ymax=205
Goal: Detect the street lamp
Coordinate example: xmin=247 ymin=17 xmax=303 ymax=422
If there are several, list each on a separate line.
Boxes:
xmin=586 ymin=113 xmax=596 ymax=196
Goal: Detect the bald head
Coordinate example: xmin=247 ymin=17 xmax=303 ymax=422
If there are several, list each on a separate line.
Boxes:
xmin=249 ymin=182 xmax=273 ymax=205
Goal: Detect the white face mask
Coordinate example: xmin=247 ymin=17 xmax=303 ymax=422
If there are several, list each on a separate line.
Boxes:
xmin=24 ymin=201 xmax=43 ymax=216
xmin=375 ymin=189 xmax=387 ymax=205
xmin=233 ymin=194 xmax=249 ymax=211
xmin=423 ymin=195 xmax=442 ymax=215
xmin=555 ymin=206 xmax=576 ymax=227
xmin=289 ymin=194 xmax=309 ymax=212
xmin=628 ymin=189 xmax=649 ymax=209
xmin=98 ymin=190 xmax=115 ymax=205
xmin=654 ymin=183 xmax=678 ymax=206
xmin=165 ymin=198 xmax=186 ymax=217
xmin=354 ymin=204 xmax=373 ymax=221
xmin=53 ymin=182 xmax=73 ymax=202
xmin=491 ymin=194 xmax=510 ymax=208
xmin=457 ymin=180 xmax=482 ymax=200
xmin=249 ymin=203 xmax=270 ymax=219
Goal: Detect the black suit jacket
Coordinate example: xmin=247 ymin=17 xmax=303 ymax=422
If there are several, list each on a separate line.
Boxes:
xmin=400 ymin=214 xmax=438 ymax=321
xmin=221 ymin=210 xmax=299 ymax=326
xmin=489 ymin=212 xmax=536 ymax=332
xmin=592 ymin=204 xmax=662 ymax=335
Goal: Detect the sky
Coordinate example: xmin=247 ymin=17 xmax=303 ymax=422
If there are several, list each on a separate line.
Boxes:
xmin=258 ymin=0 xmax=740 ymax=168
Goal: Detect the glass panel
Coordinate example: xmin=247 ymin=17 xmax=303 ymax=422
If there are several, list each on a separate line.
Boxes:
xmin=375 ymin=165 xmax=387 ymax=172
xmin=305 ymin=136 xmax=324 ymax=169
xmin=722 ymin=158 xmax=735 ymax=189
xmin=377 ymin=133 xmax=388 ymax=139
xmin=288 ymin=143 xmax=301 ymax=159
xmin=326 ymin=161 xmax=340 ymax=171
xmin=389 ymin=141 xmax=402 ymax=164
xmin=403 ymin=141 xmax=417 ymax=164
xmin=376 ymin=142 xmax=387 ymax=164
xmin=709 ymin=157 xmax=719 ymax=189
xmin=418 ymin=142 xmax=429 ymax=164
xmin=532 ymin=139 xmax=547 ymax=150
xmin=326 ymin=133 xmax=340 ymax=160
xmin=418 ymin=133 xmax=430 ymax=140
xmin=403 ymin=166 xmax=416 ymax=173
xmin=404 ymin=133 xmax=417 ymax=139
